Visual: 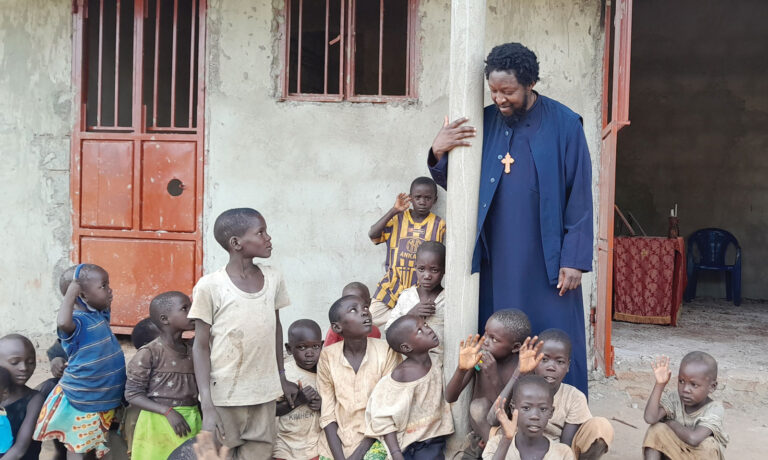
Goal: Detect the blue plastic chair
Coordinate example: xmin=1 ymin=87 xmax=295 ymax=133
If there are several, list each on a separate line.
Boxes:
xmin=684 ymin=228 xmax=741 ymax=306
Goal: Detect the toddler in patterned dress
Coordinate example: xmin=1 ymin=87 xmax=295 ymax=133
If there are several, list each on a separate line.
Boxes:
xmin=124 ymin=291 xmax=200 ymax=459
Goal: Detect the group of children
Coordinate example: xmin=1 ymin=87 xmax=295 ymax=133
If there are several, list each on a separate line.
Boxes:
xmin=0 ymin=176 xmax=729 ymax=459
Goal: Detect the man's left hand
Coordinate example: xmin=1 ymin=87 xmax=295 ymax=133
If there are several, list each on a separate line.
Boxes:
xmin=557 ymin=267 xmax=582 ymax=296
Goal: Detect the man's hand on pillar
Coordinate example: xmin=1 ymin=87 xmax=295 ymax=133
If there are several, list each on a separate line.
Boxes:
xmin=430 ymin=116 xmax=477 ymax=161
xmin=557 ymin=267 xmax=583 ymax=296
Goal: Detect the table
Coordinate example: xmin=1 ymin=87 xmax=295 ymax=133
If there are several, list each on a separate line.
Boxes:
xmin=613 ymin=237 xmax=686 ymax=326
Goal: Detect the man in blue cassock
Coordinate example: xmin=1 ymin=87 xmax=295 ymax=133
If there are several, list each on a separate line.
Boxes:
xmin=427 ymin=43 xmax=593 ymax=395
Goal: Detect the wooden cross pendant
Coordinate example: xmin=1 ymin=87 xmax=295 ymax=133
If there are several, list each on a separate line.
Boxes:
xmin=501 ymin=152 xmax=515 ymax=173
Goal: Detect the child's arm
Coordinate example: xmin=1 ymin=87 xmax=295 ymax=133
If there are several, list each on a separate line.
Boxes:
xmin=492 ymin=400 xmax=518 ymax=460
xmin=317 ymin=351 xmax=346 ymax=460
xmin=644 ymin=356 xmax=671 ymax=424
xmin=348 ymin=438 xmax=376 ymax=460
xmin=663 ymin=420 xmax=713 ymax=447
xmin=382 ymin=433 xmax=404 ymax=460
xmin=275 ymin=382 xmax=312 ymax=416
xmin=368 ymin=193 xmax=410 ymax=241
xmin=445 ymin=334 xmax=483 ymax=402
xmin=57 ymin=280 xmax=81 ymax=336
xmin=560 ymin=423 xmax=580 ymax=446
xmin=276 ymin=310 xmax=299 ymax=408
xmin=486 ymin=336 xmax=543 ymax=427
xmin=2 ymin=391 xmax=44 ymax=460
xmin=125 ymin=348 xmax=191 ymax=438
xmin=192 ymin=319 xmax=223 ymax=434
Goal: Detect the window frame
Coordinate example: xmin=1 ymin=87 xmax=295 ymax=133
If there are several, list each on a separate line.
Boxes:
xmin=279 ymin=0 xmax=420 ymax=103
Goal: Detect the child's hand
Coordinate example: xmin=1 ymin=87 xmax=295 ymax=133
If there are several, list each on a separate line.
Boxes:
xmin=408 ymin=301 xmax=436 ymax=318
xmin=50 ymin=357 xmax=67 ymax=379
xmin=458 ymin=334 xmax=484 ymax=371
xmin=280 ymin=376 xmax=300 ymax=408
xmin=66 ymin=279 xmax=82 ymax=297
xmin=165 ymin=408 xmax=192 ymax=437
xmin=495 ymin=397 xmax=518 ymax=440
xmin=651 ymin=355 xmax=672 ymax=385
xmin=518 ymin=336 xmax=544 ymax=374
xmin=393 ymin=193 xmax=412 ymax=212
xmin=193 ymin=430 xmax=230 ymax=460
xmin=477 ymin=351 xmax=500 ymax=388
xmin=301 ymin=384 xmax=322 ymax=411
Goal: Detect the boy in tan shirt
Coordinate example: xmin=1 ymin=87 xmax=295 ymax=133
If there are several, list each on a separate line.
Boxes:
xmin=366 ymin=315 xmax=454 ymax=459
xmin=274 ymin=319 xmax=325 ymax=460
xmin=189 ymin=208 xmax=297 ymax=459
xmin=316 ymin=295 xmax=400 ymax=459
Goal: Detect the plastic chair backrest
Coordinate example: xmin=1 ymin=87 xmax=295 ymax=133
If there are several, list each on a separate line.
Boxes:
xmin=687 ymin=228 xmax=739 ymax=267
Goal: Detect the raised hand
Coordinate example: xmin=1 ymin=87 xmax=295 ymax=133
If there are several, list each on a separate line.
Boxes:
xmin=495 ymin=397 xmax=518 ymax=440
xmin=518 ymin=336 xmax=544 ymax=374
xmin=651 ymin=356 xmax=671 ymax=385
xmin=458 ymin=334 xmax=484 ymax=371
xmin=393 ymin=193 xmax=412 ymax=212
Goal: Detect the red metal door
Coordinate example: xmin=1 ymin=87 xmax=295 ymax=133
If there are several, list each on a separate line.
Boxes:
xmin=71 ymin=0 xmax=206 ymax=333
xmin=595 ymin=0 xmax=632 ymax=376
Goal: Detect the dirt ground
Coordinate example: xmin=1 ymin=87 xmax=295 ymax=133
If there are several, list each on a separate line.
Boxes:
xmin=29 ymin=297 xmax=765 ymax=458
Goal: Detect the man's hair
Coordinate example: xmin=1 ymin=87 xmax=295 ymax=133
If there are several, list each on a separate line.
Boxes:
xmin=488 ymin=308 xmax=531 ymax=344
xmin=213 ymin=208 xmax=263 ymax=250
xmin=149 ymin=291 xmax=189 ymax=328
xmin=328 ymin=295 xmax=358 ymax=324
xmin=0 ymin=366 xmax=11 ymax=391
xmin=484 ymin=42 xmax=540 ymax=86
xmin=342 ymin=282 xmax=370 ymax=300
xmin=681 ymin=351 xmax=718 ymax=380
xmin=416 ymin=241 xmax=446 ymax=268
xmin=410 ymin=176 xmax=438 ymax=196
xmin=538 ymin=328 xmax=572 ymax=357
xmin=512 ymin=374 xmax=553 ymax=403
xmin=385 ymin=315 xmax=417 ymax=351
xmin=131 ymin=317 xmax=161 ymax=349
xmin=288 ymin=319 xmax=322 ymax=343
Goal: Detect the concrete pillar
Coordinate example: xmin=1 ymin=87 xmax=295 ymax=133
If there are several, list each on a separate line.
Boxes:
xmin=443 ymin=0 xmax=486 ymax=448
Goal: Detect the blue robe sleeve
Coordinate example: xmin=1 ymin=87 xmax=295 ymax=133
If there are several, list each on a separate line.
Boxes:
xmin=559 ymin=118 xmax=594 ymax=272
xmin=427 ymin=148 xmax=448 ymax=190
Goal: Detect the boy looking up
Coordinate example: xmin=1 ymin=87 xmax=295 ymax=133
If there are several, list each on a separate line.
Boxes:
xmin=643 ymin=352 xmax=728 ymax=460
xmin=447 ymin=309 xmax=531 ymax=448
xmin=368 ymin=177 xmax=446 ymax=328
xmin=189 ymin=208 xmax=297 ymax=459
xmin=274 ymin=319 xmax=325 ymax=460
xmin=317 ymin=296 xmax=401 ymax=459
xmin=484 ymin=376 xmax=574 ymax=460
xmin=366 ymin=315 xmax=454 ymax=459
xmin=325 ymin=282 xmax=381 ymax=346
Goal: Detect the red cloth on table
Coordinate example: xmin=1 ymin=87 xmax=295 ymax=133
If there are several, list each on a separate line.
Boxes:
xmin=324 ymin=325 xmax=381 ymax=346
xmin=613 ymin=237 xmax=687 ymax=326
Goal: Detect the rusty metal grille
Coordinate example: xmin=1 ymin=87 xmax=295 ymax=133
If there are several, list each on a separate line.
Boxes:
xmin=83 ymin=0 xmax=201 ymax=132
xmin=283 ymin=0 xmax=418 ymax=102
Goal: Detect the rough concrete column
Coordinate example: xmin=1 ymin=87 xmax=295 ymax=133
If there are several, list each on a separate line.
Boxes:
xmin=443 ymin=0 xmax=486 ymax=447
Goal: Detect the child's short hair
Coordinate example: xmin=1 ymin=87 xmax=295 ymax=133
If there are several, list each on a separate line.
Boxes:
xmin=131 ymin=317 xmax=161 ymax=349
xmin=328 ymin=295 xmax=356 ymax=324
xmin=149 ymin=291 xmax=189 ymax=328
xmin=410 ymin=176 xmax=438 ymax=195
xmin=512 ymin=374 xmax=552 ymax=403
xmin=416 ymin=241 xmax=445 ymax=267
xmin=58 ymin=265 xmax=78 ymax=295
xmin=342 ymin=281 xmax=370 ymax=299
xmin=287 ymin=319 xmax=322 ymax=343
xmin=538 ymin=328 xmax=572 ymax=356
xmin=488 ymin=308 xmax=531 ymax=344
xmin=681 ymin=351 xmax=718 ymax=380
xmin=0 ymin=366 xmax=11 ymax=391
xmin=385 ymin=315 xmax=416 ymax=351
xmin=213 ymin=208 xmax=263 ymax=250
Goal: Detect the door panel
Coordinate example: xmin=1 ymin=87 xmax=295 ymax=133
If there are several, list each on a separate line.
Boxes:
xmin=141 ymin=141 xmax=197 ymax=232
xmin=80 ymin=141 xmax=134 ymax=229
xmin=81 ymin=237 xmax=196 ymax=328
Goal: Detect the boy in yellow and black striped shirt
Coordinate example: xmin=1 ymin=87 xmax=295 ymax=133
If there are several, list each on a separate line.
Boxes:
xmin=367 ymin=177 xmax=446 ymax=328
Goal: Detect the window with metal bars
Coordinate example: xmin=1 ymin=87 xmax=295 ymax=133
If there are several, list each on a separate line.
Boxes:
xmin=281 ymin=0 xmax=418 ymax=102
xmin=82 ymin=0 xmax=201 ymax=133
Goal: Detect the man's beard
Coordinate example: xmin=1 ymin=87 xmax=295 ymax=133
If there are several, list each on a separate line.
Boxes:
xmin=502 ymin=92 xmax=530 ymax=127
